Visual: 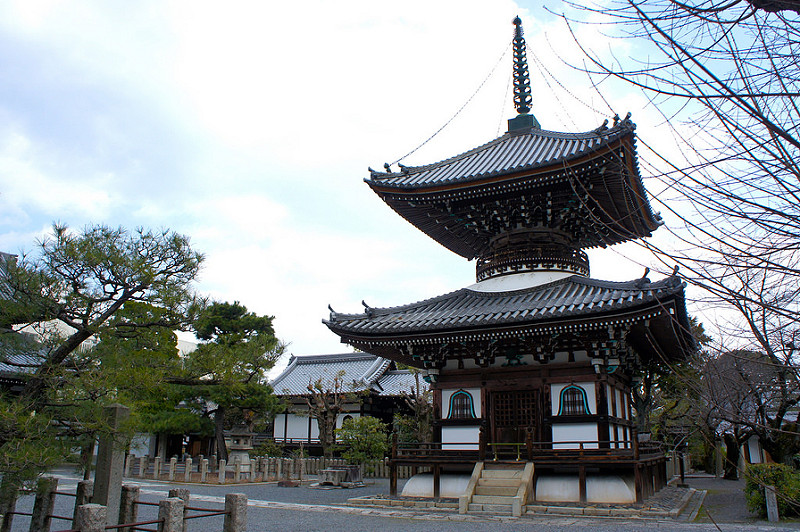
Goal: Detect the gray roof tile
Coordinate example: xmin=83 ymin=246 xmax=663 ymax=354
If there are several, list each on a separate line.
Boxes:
xmin=325 ymin=275 xmax=686 ymax=336
xmin=270 ymin=352 xmax=424 ymax=397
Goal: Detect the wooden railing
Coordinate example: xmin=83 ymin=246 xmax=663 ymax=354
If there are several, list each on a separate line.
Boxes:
xmin=393 ymin=438 xmax=664 ymax=463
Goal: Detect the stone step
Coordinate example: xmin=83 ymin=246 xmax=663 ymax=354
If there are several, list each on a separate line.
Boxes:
xmin=469 ymin=503 xmax=513 ymax=513
xmin=475 ymin=485 xmax=518 ymax=497
xmin=472 ymin=494 xmax=517 ymax=505
xmin=481 ymin=469 xmax=523 ymax=479
xmin=477 ymin=478 xmax=520 ymax=488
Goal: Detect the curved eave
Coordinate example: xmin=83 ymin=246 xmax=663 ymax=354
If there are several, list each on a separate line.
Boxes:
xmin=366 ymin=126 xmax=661 ymax=259
xmin=368 ymin=122 xmax=638 ymax=191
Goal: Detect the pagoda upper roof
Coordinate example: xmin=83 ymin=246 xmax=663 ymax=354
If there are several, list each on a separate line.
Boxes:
xmin=325 ymin=274 xmax=685 ymax=337
xmin=369 ymin=118 xmax=638 ymax=190
xmin=366 ymin=117 xmax=663 ymax=259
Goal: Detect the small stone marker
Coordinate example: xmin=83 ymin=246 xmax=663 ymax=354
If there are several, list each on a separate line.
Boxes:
xmin=765 ymin=485 xmax=779 ymax=522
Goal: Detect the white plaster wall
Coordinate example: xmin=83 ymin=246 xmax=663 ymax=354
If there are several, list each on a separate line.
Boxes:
xmin=552 ymin=423 xmax=598 ymax=449
xmin=284 ymin=414 xmax=312 ymax=440
xmin=441 ymin=388 xmax=482 ymax=418
xmin=441 ymin=426 xmax=480 ymax=450
xmin=550 ymin=382 xmax=596 ymax=416
xmin=129 ymin=433 xmax=151 ymax=457
xmin=746 ymin=436 xmax=764 ymax=464
xmin=273 ymin=414 xmax=286 ymax=439
xmin=606 ymin=383 xmax=614 ymax=416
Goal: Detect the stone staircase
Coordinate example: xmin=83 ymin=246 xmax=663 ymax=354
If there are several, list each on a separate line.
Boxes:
xmin=459 ymin=462 xmax=534 ymax=516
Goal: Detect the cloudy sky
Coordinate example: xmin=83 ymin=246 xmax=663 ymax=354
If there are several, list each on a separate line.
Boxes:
xmin=0 ymin=1 xmax=678 ymax=368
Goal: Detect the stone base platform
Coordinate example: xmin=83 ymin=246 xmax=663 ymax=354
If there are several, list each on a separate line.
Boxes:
xmin=348 ymin=486 xmax=703 ymax=520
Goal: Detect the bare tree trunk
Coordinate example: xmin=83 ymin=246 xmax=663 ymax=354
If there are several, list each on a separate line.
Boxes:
xmin=723 ymin=433 xmax=741 ymax=480
xmin=214 ymin=407 xmax=228 ymax=462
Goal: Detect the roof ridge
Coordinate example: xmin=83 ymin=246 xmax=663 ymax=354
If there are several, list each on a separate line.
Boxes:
xmin=368 ymin=119 xmax=635 ymax=182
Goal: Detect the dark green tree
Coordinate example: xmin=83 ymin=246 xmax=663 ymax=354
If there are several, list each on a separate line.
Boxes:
xmin=0 ymin=224 xmax=203 ymax=489
xmin=180 ymin=301 xmax=283 ymax=461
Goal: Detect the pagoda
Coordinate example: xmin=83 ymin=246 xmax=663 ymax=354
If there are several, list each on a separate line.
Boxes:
xmin=325 ymin=18 xmax=694 ymax=507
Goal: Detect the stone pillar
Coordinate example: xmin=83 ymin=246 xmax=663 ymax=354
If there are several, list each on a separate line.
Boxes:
xmin=93 ymin=404 xmax=130 ymax=525
xmin=218 ymin=459 xmax=227 ymax=484
xmin=200 ymin=459 xmax=208 ymax=482
xmin=138 ymin=456 xmax=147 ymax=478
xmin=29 ymin=476 xmax=58 ymax=532
xmin=184 ymin=457 xmax=193 ymax=482
xmin=124 ymin=454 xmax=133 ymax=477
xmin=234 ymin=459 xmax=242 ymax=482
xmin=158 ymin=497 xmax=184 ymax=532
xmin=118 ymin=485 xmax=139 ymax=532
xmin=153 ymin=457 xmax=162 ymax=479
xmin=223 ymin=493 xmax=247 ymax=532
xmin=209 ymin=455 xmax=217 ymax=473
xmin=168 ymin=489 xmax=190 ymax=532
xmin=75 ymin=504 xmax=107 ymax=532
xmin=168 ymin=457 xmax=177 ymax=481
xmin=72 ymin=480 xmax=94 ymax=528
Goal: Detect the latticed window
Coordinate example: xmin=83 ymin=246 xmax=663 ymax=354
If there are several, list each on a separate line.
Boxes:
xmin=449 ymin=390 xmax=476 ymax=419
xmin=559 ymin=385 xmax=588 ymax=416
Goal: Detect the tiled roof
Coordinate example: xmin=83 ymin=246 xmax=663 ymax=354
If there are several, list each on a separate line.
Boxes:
xmin=270 ymin=352 xmax=422 ymax=396
xmin=325 ymin=275 xmax=686 ymax=336
xmin=369 ymin=120 xmax=635 ymax=188
xmin=0 ymin=333 xmax=40 ymax=378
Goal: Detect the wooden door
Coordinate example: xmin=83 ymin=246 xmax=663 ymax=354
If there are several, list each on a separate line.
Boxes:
xmin=490 ymin=390 xmax=538 ymax=444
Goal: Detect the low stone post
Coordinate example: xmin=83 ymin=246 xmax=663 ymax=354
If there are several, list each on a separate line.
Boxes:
xmin=118 ymin=485 xmax=139 ymax=532
xmin=168 ymin=457 xmax=177 ymax=481
xmin=153 ymin=457 xmax=162 ymax=480
xmin=157 ymin=497 xmax=184 ymax=532
xmin=218 ymin=459 xmax=227 ymax=484
xmin=168 ymin=489 xmax=190 ymax=532
xmin=75 ymin=504 xmax=107 ymax=532
xmin=29 ymin=476 xmax=58 ymax=532
xmin=765 ymin=485 xmax=780 ymax=522
xmin=94 ymin=404 xmax=130 ymax=525
xmin=124 ymin=454 xmax=133 ymax=477
xmin=209 ymin=455 xmax=217 ymax=473
xmin=223 ymin=493 xmax=247 ymax=532
xmin=234 ymin=459 xmax=242 ymax=482
xmin=200 ymin=459 xmax=208 ymax=482
xmin=275 ymin=458 xmax=283 ymax=480
xmin=72 ymin=480 xmax=94 ymax=528
xmin=184 ymin=457 xmax=193 ymax=482
xmin=138 ymin=456 xmax=147 ymax=478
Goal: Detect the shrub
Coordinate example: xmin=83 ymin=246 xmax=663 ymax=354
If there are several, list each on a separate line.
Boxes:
xmin=744 ymin=463 xmax=800 ymax=518
xmin=336 ymin=416 xmax=388 ymax=471
xmin=252 ymin=440 xmax=285 ymax=457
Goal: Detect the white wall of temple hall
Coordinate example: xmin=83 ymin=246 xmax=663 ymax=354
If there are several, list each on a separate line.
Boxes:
xmin=552 ymin=423 xmax=599 ymax=449
xmin=441 ymin=426 xmax=480 ymax=450
xmin=273 ymin=411 xmax=361 ymax=441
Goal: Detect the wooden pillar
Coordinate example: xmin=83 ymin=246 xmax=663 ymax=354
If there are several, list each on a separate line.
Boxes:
xmin=634 ymin=463 xmax=643 ymax=503
xmin=433 ymin=465 xmax=441 ymax=499
xmin=578 ymin=466 xmax=587 ymax=504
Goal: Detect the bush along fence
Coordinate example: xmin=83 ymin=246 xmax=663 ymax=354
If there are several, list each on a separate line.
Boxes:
xmin=124 ymin=455 xmax=422 ymax=483
xmin=0 ymin=477 xmax=247 ymax=532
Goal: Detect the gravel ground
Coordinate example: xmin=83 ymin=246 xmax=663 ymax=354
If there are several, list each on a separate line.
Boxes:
xmin=6 ymin=469 xmax=800 ymax=531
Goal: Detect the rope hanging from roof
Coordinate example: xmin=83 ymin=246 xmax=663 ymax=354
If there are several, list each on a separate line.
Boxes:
xmin=389 ymin=37 xmax=511 ymax=167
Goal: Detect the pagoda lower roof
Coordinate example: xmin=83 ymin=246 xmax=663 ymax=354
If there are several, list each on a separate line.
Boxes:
xmin=325 ymin=274 xmax=687 ymax=339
